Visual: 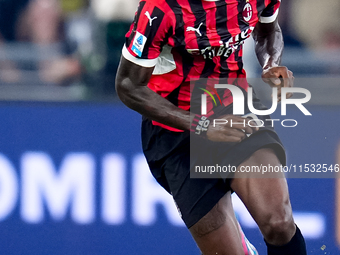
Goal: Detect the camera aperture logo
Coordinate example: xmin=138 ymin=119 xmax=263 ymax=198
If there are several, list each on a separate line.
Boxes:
xmin=200 ymin=84 xmax=312 ymax=128
xmin=199 ymin=87 xmax=222 ymax=107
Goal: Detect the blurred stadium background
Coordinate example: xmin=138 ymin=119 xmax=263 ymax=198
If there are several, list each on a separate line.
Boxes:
xmin=0 ymin=0 xmax=339 ymax=254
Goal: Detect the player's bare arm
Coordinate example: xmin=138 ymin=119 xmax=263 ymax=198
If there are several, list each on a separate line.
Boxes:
xmin=253 ymin=18 xmax=294 ymax=101
xmin=115 ymin=57 xmax=191 ymax=130
xmin=116 ymin=57 xmax=256 ymax=142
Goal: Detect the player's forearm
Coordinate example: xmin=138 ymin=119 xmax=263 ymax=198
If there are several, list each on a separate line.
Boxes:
xmin=253 ymin=20 xmax=284 ymax=70
xmin=116 ymin=77 xmax=192 ymax=130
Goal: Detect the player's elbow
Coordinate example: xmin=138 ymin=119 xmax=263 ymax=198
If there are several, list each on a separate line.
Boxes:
xmin=115 ymin=74 xmax=124 ymax=96
xmin=115 ymin=76 xmax=132 ymax=106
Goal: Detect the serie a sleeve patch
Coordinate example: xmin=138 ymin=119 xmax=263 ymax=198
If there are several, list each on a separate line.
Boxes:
xmin=131 ymin=31 xmax=148 ymax=57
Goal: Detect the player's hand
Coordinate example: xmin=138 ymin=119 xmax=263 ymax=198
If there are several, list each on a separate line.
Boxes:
xmin=261 ymin=66 xmax=294 ymax=102
xmin=206 ymin=115 xmax=259 ymax=143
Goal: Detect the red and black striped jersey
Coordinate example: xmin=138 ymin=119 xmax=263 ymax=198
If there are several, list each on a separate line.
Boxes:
xmin=123 ymin=0 xmax=281 ymax=131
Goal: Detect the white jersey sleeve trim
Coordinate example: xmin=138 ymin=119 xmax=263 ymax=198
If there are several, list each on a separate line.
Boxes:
xmin=122 ymin=45 xmax=158 ymax=67
xmin=259 ymin=8 xmax=279 ymax=23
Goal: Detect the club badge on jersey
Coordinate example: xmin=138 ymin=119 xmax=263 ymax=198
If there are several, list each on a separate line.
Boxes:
xmin=243 ymin=1 xmax=253 ymax=22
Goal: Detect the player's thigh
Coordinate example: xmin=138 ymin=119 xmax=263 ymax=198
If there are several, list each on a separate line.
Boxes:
xmin=230 ymin=148 xmax=295 ymax=242
xmin=189 ymin=191 xmax=245 ymax=255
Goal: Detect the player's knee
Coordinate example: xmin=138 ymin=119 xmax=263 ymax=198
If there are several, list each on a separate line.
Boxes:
xmin=265 ymin=215 xmax=293 ymax=236
xmin=261 ymin=210 xmax=295 ymax=244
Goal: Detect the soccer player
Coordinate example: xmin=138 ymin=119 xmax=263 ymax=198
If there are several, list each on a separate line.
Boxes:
xmin=115 ymin=0 xmax=307 ymax=254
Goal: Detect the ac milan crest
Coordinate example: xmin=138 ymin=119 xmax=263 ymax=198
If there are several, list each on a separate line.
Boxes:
xmin=243 ymin=1 xmax=253 ymax=22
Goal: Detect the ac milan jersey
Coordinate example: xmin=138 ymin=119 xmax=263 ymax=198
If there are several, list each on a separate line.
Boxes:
xmin=123 ymin=0 xmax=281 ymax=131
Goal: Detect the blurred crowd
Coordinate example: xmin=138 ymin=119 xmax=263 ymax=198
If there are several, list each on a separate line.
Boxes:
xmin=0 ymin=0 xmax=85 ymax=85
xmin=0 ymin=0 xmax=339 ymax=99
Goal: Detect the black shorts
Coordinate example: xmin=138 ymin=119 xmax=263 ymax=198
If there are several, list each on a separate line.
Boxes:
xmin=141 ymin=90 xmax=286 ymax=228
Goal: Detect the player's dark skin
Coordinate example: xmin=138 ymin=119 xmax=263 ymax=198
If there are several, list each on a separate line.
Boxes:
xmin=116 ymin=18 xmax=295 ymax=255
